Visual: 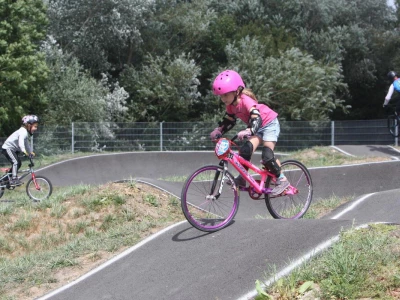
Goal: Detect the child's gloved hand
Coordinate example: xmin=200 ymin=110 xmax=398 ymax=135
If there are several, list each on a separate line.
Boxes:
xmin=29 ymin=152 xmax=35 ymax=159
xmin=210 ymin=127 xmax=222 ymax=141
xmin=237 ymin=129 xmax=251 ymax=140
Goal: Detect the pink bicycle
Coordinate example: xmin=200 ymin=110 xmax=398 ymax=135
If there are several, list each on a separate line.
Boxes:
xmin=181 ymin=136 xmax=313 ymax=232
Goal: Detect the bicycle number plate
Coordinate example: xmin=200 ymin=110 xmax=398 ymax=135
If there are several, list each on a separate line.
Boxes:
xmin=215 ymin=138 xmax=230 ymax=158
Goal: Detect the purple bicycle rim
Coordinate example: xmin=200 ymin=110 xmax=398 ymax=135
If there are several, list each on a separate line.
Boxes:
xmin=183 ymin=165 xmax=238 ymax=230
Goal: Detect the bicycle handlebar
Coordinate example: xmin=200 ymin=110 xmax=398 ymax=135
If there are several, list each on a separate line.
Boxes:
xmin=213 ymin=134 xmax=248 ymax=144
xmin=28 ymin=156 xmax=35 ymax=168
xmin=19 ymin=154 xmax=35 ymax=168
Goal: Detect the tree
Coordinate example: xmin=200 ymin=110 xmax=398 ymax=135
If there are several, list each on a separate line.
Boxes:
xmin=0 ymin=0 xmax=48 ymax=136
xmin=41 ymin=37 xmax=128 ymax=124
xmin=120 ymin=52 xmax=201 ymax=121
xmin=224 ymin=37 xmax=349 ymax=121
xmin=46 ymin=0 xmax=155 ymax=76
xmin=44 ymin=0 xmax=400 ymax=122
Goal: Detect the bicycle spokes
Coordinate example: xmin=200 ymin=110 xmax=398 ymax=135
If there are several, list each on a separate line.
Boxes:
xmin=181 ymin=165 xmax=239 ymax=232
xmin=26 ymin=176 xmax=53 ymax=201
xmin=265 ymin=160 xmax=313 ymax=219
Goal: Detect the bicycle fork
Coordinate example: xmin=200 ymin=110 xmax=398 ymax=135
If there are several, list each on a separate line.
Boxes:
xmin=31 ymin=172 xmax=41 ymax=190
xmin=206 ymin=161 xmax=229 ymax=201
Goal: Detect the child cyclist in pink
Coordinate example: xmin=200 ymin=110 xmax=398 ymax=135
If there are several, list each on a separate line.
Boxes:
xmin=209 ymin=70 xmax=289 ymax=196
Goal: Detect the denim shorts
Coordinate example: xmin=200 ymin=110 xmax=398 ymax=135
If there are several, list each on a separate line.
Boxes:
xmin=255 ymin=118 xmax=280 ymax=142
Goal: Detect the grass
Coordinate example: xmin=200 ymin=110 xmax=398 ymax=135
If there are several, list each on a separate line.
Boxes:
xmin=282 ymin=146 xmax=391 ymax=167
xmin=303 ymin=194 xmax=354 ymax=219
xmin=0 ymin=182 xmax=184 ymax=300
xmin=255 ymin=224 xmax=400 ymax=300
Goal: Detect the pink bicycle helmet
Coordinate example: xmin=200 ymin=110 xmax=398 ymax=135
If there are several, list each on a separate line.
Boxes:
xmin=212 ymin=70 xmax=245 ymax=95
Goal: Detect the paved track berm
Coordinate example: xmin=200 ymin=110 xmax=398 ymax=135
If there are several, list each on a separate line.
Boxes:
xmin=36 ymin=146 xmax=400 ymax=300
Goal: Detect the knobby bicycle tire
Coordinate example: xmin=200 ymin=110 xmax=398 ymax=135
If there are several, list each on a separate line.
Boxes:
xmin=387 ymin=115 xmax=400 ymax=137
xmin=181 ymin=165 xmax=239 ymax=232
xmin=265 ymin=160 xmax=313 ymax=219
xmin=26 ymin=176 xmax=53 ymax=201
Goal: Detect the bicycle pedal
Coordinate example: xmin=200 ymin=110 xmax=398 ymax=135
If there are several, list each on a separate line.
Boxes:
xmin=270 ymin=188 xmax=289 ymax=198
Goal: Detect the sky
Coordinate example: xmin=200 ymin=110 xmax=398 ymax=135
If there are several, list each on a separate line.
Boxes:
xmin=388 ymin=0 xmax=395 ymax=7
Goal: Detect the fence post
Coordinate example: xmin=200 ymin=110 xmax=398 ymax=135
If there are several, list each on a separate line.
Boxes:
xmin=160 ymin=122 xmax=163 ymax=151
xmin=331 ymin=121 xmax=335 ymax=146
xmin=72 ymin=122 xmax=74 ymax=154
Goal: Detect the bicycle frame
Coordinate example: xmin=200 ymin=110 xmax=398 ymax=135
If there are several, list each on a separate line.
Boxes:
xmin=215 ymin=138 xmax=298 ymax=196
xmin=0 ymin=157 xmax=37 ymax=189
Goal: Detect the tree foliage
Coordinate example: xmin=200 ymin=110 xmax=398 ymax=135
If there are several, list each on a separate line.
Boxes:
xmin=224 ymin=38 xmax=348 ymax=121
xmin=5 ymin=0 xmax=398 ymax=130
xmin=46 ymin=0 xmax=155 ymax=76
xmin=41 ymin=38 xmax=128 ymax=125
xmin=0 ymin=0 xmax=48 ymax=135
xmin=120 ymin=52 xmax=201 ymax=121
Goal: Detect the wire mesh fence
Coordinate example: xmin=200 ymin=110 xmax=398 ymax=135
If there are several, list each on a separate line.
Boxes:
xmin=0 ymin=119 xmax=396 ymax=155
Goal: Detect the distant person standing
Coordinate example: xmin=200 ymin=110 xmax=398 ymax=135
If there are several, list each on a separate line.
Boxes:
xmin=383 ymin=71 xmax=400 ymax=114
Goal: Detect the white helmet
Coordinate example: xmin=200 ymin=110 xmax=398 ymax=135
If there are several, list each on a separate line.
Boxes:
xmin=22 ymin=115 xmax=39 ymax=125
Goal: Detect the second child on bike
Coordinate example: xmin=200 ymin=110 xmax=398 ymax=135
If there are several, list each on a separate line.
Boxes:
xmin=383 ymin=71 xmax=400 ymax=114
xmin=1 ymin=115 xmax=39 ymax=186
xmin=209 ymin=70 xmax=289 ymax=196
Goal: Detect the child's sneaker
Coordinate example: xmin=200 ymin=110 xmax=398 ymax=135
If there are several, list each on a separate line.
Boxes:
xmin=270 ymin=177 xmax=290 ymax=196
xmin=9 ymin=178 xmax=23 ymax=187
xmin=229 ymin=175 xmax=247 ymax=187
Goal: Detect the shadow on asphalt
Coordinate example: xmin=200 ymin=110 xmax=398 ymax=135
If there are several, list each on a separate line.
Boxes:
xmin=171 ymin=225 xmax=213 ymax=241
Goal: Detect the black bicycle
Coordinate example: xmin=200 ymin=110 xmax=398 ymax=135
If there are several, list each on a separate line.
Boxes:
xmin=387 ymin=107 xmax=400 ymax=137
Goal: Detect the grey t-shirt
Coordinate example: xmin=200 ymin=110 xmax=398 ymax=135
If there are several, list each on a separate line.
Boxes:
xmin=1 ymin=127 xmax=31 ymax=154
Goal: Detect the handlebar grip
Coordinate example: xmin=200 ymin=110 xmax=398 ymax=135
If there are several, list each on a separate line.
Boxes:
xmin=29 ymin=157 xmax=35 ymax=167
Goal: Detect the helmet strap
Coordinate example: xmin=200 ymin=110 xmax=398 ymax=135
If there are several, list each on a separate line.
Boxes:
xmin=230 ymin=86 xmax=244 ymax=105
xmin=26 ymin=124 xmax=33 ymax=136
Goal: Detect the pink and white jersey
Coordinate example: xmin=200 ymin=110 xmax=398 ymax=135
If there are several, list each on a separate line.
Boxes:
xmin=226 ymin=94 xmax=278 ymax=126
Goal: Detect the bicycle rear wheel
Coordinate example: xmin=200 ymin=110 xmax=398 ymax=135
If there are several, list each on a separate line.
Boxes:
xmin=265 ymin=160 xmax=313 ymax=219
xmin=26 ymin=176 xmax=53 ymax=201
xmin=181 ymin=165 xmax=239 ymax=232
xmin=388 ymin=115 xmax=400 ymax=137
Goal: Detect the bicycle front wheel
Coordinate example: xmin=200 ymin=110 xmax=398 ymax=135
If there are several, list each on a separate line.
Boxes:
xmin=265 ymin=160 xmax=313 ymax=219
xmin=181 ymin=165 xmax=239 ymax=232
xmin=388 ymin=115 xmax=400 ymax=137
xmin=26 ymin=176 xmax=53 ymax=201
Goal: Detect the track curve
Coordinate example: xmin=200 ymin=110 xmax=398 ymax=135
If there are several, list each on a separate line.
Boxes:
xmin=35 ymin=151 xmax=400 ymax=300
